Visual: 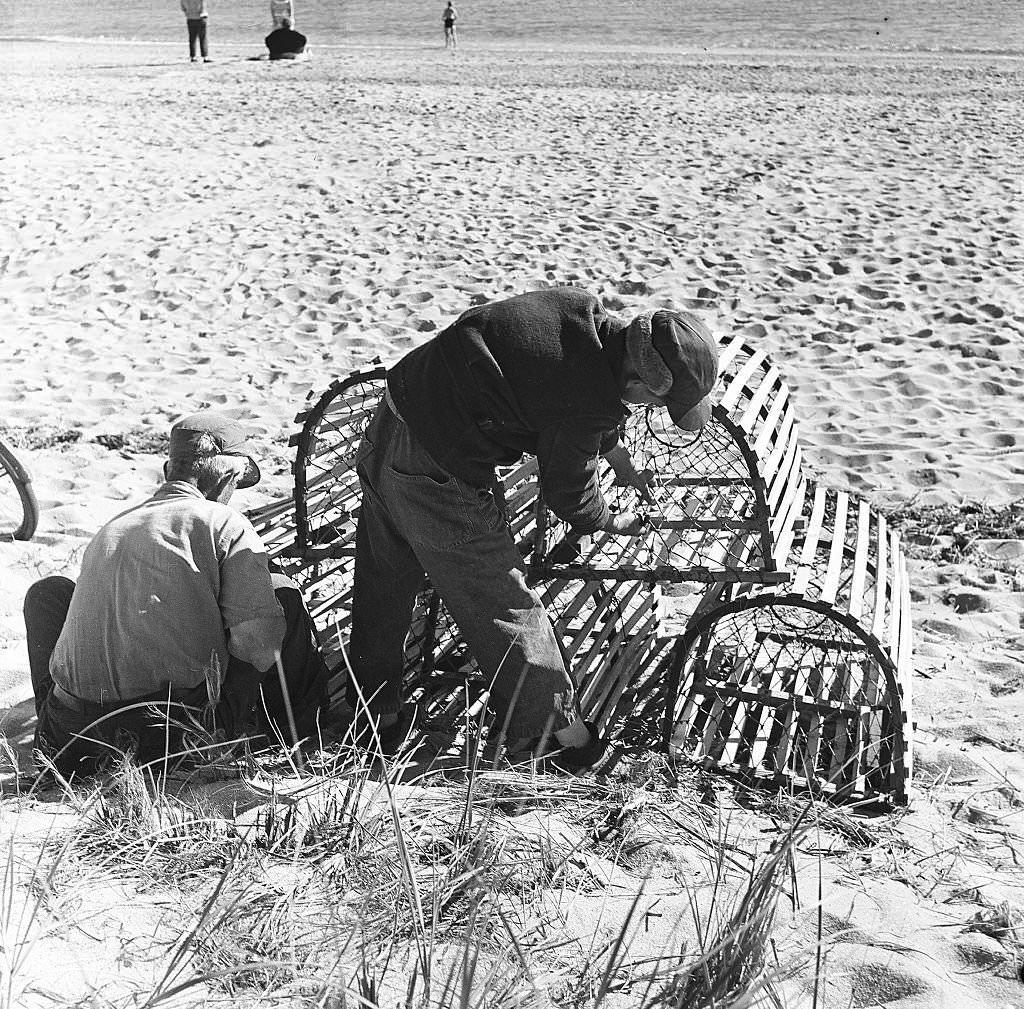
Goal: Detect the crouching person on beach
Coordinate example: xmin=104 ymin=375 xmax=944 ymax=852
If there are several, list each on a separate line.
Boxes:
xmin=265 ymin=17 xmax=309 ymax=60
xmin=23 ymin=412 xmax=332 ymax=777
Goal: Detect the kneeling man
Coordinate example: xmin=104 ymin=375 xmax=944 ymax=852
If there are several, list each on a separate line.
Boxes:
xmin=24 ymin=411 xmax=331 ymax=775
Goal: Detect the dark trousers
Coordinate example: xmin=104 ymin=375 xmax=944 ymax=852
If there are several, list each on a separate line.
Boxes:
xmin=24 ymin=574 xmax=330 ymax=775
xmin=348 ymin=402 xmax=578 ymax=740
xmin=187 ymin=18 xmax=208 ymax=59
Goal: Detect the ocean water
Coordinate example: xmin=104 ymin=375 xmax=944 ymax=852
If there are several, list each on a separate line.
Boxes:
xmin=0 ymin=0 xmax=1021 ymax=54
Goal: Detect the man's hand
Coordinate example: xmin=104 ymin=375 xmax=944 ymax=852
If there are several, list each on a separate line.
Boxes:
xmin=228 ymin=615 xmax=286 ymax=672
xmin=603 ymin=511 xmax=647 ymax=536
xmin=602 ymin=445 xmax=655 ymax=505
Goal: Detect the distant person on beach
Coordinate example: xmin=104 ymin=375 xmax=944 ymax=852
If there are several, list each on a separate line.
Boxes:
xmin=180 ymin=0 xmax=211 ymax=62
xmin=265 ymin=17 xmax=308 ymax=60
xmin=346 ymin=287 xmax=718 ymax=767
xmin=443 ymin=1 xmax=458 ymax=48
xmin=270 ymin=0 xmax=294 ymax=30
xmin=23 ymin=412 xmax=332 ymax=776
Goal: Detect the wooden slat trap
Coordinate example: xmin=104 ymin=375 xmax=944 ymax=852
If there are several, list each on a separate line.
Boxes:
xmin=664 ymin=484 xmax=913 ymax=804
xmin=248 ymin=339 xmax=913 ymax=803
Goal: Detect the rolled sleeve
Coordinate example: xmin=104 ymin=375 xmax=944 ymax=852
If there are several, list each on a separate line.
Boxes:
xmin=216 ymin=516 xmax=284 ymax=629
xmin=598 ymin=425 xmax=622 ymax=455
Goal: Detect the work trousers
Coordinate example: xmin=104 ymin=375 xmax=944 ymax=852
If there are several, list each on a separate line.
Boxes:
xmin=24 ymin=573 xmax=330 ymax=776
xmin=186 ymin=18 xmax=208 ymax=59
xmin=347 ymin=400 xmax=578 ymax=740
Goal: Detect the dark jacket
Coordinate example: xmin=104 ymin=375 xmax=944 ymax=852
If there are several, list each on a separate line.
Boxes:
xmin=387 ymin=287 xmax=628 ymax=533
xmin=265 ymin=26 xmax=306 ymax=56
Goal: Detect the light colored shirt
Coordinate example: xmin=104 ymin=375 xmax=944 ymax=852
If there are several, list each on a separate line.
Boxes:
xmin=50 ymin=482 xmax=282 ymax=703
xmin=181 ymin=0 xmax=208 ymax=19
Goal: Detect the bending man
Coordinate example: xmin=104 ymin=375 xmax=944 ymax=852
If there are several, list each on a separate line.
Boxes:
xmin=348 ymin=286 xmax=718 ymax=767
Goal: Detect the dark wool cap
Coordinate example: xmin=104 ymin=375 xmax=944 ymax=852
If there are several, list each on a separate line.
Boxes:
xmin=634 ymin=309 xmax=719 ymax=431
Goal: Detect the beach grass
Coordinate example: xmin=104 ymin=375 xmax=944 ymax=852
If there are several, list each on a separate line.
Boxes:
xmin=0 ymin=738 xmax=836 ymax=1009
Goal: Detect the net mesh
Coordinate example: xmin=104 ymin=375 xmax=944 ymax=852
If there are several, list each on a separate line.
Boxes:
xmin=533 ymin=406 xmax=767 ymax=579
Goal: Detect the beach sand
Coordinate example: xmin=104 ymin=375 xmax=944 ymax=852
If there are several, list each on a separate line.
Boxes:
xmin=2 ymin=39 xmax=1024 ymax=1007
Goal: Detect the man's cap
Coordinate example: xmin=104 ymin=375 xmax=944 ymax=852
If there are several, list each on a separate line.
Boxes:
xmin=169 ymin=411 xmax=261 ymax=488
xmin=632 ymin=309 xmax=719 ymax=431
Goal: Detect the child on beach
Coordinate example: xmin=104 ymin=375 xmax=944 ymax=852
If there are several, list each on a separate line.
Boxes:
xmin=443 ymin=1 xmax=458 ymax=48
xmin=270 ymin=0 xmax=294 ymax=30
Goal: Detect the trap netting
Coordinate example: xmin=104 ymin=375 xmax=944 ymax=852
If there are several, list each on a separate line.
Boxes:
xmin=530 ymin=403 xmax=775 ymax=582
xmin=668 ymin=600 xmax=910 ymax=803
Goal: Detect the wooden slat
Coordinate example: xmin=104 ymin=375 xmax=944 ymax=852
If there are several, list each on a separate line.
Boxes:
xmin=790 ymin=485 xmax=828 ymax=595
xmin=801 ymin=663 xmax=827 ymax=779
xmin=771 ymin=478 xmax=807 ymax=570
xmin=752 ymin=381 xmax=791 ymax=459
xmin=888 ymin=529 xmax=903 ymax=664
xmin=302 ymin=465 xmax=361 ymax=502
xmin=897 ymin=552 xmax=914 ymax=790
xmin=700 ymin=490 xmax=751 ymax=571
xmin=719 ymin=349 xmax=770 ymax=413
xmin=871 ymin=513 xmax=890 ymax=641
xmin=784 ymin=656 xmax=816 ymax=779
xmin=571 ymin=586 xmax=650 ymax=683
xmin=499 ymin=455 xmax=539 ymax=488
xmin=701 ymin=656 xmax=748 ymax=761
xmin=745 ymin=637 xmax=781 ymax=769
xmin=675 ymin=646 xmax=726 ymax=745
xmin=897 ymin=551 xmax=914 ymax=682
xmin=562 ymin=582 xmax=643 ymax=663
xmin=703 ymin=679 xmax=880 ymax=719
xmin=716 ymin=332 xmax=750 ymax=375
xmin=738 ymin=365 xmax=781 ymax=434
xmin=821 ymin=657 xmax=851 ymax=785
xmin=846 ymin=497 xmax=872 ymax=620
xmin=765 ymin=420 xmax=799 ymax=510
xmin=769 ymin=444 xmax=804 ymax=538
xmin=591 ymin=632 xmax=666 ymax=732
xmin=853 ymin=630 xmax=886 ymax=796
xmin=820 ymin=491 xmax=849 ymax=605
xmin=721 ymin=656 xmax=763 ymax=767
xmin=579 ymin=602 xmax=659 ymax=715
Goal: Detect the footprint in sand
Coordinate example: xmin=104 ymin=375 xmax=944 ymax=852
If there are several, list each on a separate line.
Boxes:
xmin=855 ymin=284 xmax=889 ymax=301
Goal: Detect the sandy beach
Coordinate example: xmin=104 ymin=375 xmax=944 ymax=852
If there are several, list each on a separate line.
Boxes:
xmin=2 ymin=38 xmax=1024 ymax=1007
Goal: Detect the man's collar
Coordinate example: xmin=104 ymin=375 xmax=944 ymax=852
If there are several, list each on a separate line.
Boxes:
xmin=156 ymin=480 xmax=206 ymax=500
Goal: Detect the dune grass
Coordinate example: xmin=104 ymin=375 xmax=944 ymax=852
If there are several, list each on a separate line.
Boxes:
xmin=0 ymin=734 xmax=839 ymax=1009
